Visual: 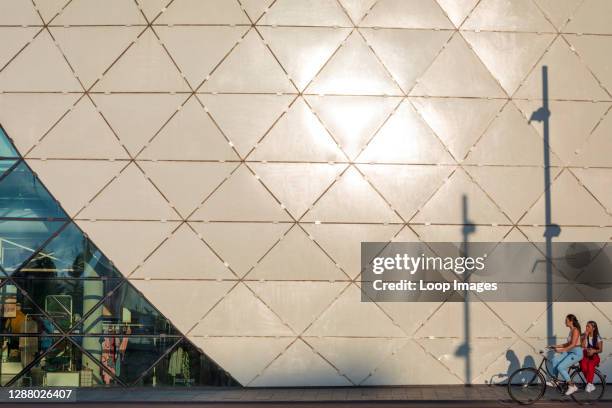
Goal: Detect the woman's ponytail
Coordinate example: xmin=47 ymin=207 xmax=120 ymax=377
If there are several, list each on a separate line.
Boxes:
xmin=567 ymin=314 xmax=581 ymax=333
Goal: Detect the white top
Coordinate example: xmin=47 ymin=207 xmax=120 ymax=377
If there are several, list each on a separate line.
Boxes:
xmin=566 ymin=328 xmax=581 ymax=347
xmin=585 ymin=334 xmax=603 ymax=348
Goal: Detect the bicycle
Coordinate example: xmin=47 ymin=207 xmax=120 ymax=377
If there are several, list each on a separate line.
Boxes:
xmin=507 ymin=349 xmax=606 ymax=405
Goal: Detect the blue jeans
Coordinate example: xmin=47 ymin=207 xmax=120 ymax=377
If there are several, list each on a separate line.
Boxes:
xmin=551 ymin=347 xmax=583 ymax=382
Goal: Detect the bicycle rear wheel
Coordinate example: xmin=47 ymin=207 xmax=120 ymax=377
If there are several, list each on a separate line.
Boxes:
xmin=508 ymin=367 xmax=546 ymax=405
xmin=570 ymin=369 xmax=606 ymax=404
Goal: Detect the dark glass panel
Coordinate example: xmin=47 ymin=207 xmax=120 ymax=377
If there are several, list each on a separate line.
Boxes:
xmin=7 ymin=337 xmax=119 ymax=387
xmin=16 ymin=223 xmax=121 ymax=279
xmin=12 ymin=279 xmax=123 ymax=333
xmin=0 ymin=162 xmax=66 ymax=219
xmin=136 ymin=339 xmax=239 ymax=387
xmin=0 ymin=160 xmax=17 ymax=179
xmin=0 ymin=129 xmax=18 ymax=159
xmin=0 ymin=335 xmax=65 ymax=386
xmin=71 ymin=336 xmax=180 ymax=386
xmin=0 ymin=126 xmax=239 ymax=389
xmin=0 ymin=220 xmax=66 ymax=275
xmin=72 ymin=282 xmax=178 ymax=336
xmin=0 ymin=283 xmax=61 ymax=335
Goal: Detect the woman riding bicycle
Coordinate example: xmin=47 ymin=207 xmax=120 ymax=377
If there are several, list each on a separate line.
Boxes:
xmin=549 ymin=314 xmax=583 ymax=396
xmin=580 ymin=320 xmax=603 ymax=393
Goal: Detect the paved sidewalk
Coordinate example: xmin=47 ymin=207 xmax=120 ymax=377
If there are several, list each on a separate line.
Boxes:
xmin=72 ymin=385 xmax=612 ymax=403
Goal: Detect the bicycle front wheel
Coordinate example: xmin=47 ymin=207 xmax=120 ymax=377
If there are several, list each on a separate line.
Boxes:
xmin=507 ymin=367 xmax=546 ymax=405
xmin=570 ymin=368 xmax=606 ymax=404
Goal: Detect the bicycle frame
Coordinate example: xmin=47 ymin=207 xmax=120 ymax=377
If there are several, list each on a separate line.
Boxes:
xmin=536 ymin=354 xmax=562 ymax=387
xmin=538 ymin=355 xmax=556 ymax=381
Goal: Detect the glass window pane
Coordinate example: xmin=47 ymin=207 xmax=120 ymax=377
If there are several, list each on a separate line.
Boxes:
xmin=0 ymin=283 xmax=61 ymax=335
xmin=0 ymin=220 xmax=66 ymax=275
xmin=0 ymin=335 xmax=28 ymax=386
xmin=7 ymin=337 xmax=120 ymax=387
xmin=0 ymin=162 xmax=67 ymax=219
xmin=71 ymin=336 xmax=180 ymax=386
xmin=136 ymin=339 xmax=239 ymax=387
xmin=12 ymin=279 xmax=123 ymax=332
xmin=0 ymin=335 xmax=65 ymax=386
xmin=0 ymin=129 xmax=18 ymax=158
xmin=16 ymin=223 xmax=121 ymax=279
xmin=0 ymin=160 xmax=17 ymax=179
xmin=72 ymin=282 xmax=178 ymax=336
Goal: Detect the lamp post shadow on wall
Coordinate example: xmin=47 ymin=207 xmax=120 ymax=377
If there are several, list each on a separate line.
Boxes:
xmin=459 ymin=65 xmax=557 ymax=383
xmin=528 ymin=65 xmax=560 ymax=345
xmin=455 ymin=195 xmax=475 ymax=384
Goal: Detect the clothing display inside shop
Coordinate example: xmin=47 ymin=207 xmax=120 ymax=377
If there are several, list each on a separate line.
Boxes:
xmin=0 ymin=279 xmax=180 ymax=387
xmin=168 ymin=346 xmax=191 ymax=386
xmin=0 ymin=289 xmax=87 ymax=386
xmin=100 ymin=327 xmax=129 ymax=385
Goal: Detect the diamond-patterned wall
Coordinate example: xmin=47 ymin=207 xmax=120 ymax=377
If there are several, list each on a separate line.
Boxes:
xmin=1 ymin=0 xmax=611 ymax=386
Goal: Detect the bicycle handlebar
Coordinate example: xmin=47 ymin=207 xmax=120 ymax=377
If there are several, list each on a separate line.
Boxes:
xmin=539 ymin=348 xmax=554 ymax=358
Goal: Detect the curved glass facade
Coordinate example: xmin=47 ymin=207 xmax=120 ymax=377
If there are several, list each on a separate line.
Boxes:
xmin=0 ymin=127 xmax=238 ymax=387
